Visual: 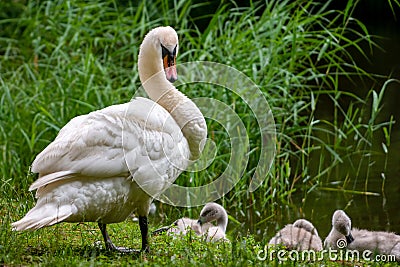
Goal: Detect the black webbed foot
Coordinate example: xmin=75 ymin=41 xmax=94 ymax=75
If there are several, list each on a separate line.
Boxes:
xmin=98 ymin=222 xmax=145 ymax=254
xmin=104 ymin=242 xmax=140 ymax=254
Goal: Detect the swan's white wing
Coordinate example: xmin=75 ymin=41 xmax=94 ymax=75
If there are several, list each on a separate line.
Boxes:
xmin=30 ymin=97 xmax=189 ymax=193
xmin=32 ymin=106 xmax=126 ymax=178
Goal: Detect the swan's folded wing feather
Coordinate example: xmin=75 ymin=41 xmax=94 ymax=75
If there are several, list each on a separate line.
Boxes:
xmin=29 ymin=170 xmax=75 ymax=191
xmin=30 ymin=98 xmax=187 ymax=190
xmin=31 ymin=104 xmax=129 ymax=178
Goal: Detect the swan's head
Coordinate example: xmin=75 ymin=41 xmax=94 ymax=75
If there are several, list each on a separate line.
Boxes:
xmin=332 ymin=210 xmax=354 ymax=244
xmin=197 ymin=202 xmax=228 ymax=227
xmin=140 ymin=26 xmax=179 ymax=83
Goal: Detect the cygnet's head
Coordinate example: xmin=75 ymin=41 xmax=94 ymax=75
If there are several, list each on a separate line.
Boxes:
xmin=197 ymin=202 xmax=228 ymax=230
xmin=332 ymin=210 xmax=354 ymax=244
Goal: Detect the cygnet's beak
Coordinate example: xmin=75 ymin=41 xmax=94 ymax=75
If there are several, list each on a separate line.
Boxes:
xmin=345 ymin=233 xmax=354 ymax=244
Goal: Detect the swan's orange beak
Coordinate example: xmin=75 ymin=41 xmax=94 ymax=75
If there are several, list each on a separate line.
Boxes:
xmin=161 ymin=44 xmax=178 ymax=83
xmin=163 ymin=54 xmax=177 ymax=83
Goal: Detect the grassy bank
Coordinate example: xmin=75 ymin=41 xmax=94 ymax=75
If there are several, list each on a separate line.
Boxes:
xmin=0 ymin=0 xmax=397 ymax=265
xmin=2 ymin=220 xmax=396 ymax=266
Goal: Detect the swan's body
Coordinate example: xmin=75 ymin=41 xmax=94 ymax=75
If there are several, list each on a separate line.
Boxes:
xmin=324 ymin=210 xmax=400 ymax=261
xmin=198 ymin=202 xmax=229 ymax=242
xmin=12 ymin=26 xmax=207 ymax=253
xmin=268 ymin=219 xmax=323 ymax=251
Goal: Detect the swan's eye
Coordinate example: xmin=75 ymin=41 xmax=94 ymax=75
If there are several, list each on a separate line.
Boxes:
xmin=202 ymin=209 xmax=215 ymax=218
xmin=172 ymin=45 xmax=177 ymax=56
xmin=161 ymin=44 xmax=178 ymax=83
xmin=161 ymin=44 xmax=177 ymax=67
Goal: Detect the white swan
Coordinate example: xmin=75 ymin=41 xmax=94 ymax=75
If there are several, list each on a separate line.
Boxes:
xmin=197 ymin=202 xmax=229 ymax=242
xmin=269 ymin=219 xmax=323 ymax=251
xmin=324 ymin=210 xmax=400 ymax=261
xmin=11 ymin=26 xmax=207 ymax=253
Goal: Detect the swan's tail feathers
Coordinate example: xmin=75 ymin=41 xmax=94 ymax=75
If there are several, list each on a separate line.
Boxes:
xmin=29 ymin=170 xmax=75 ymax=191
xmin=11 ymin=205 xmax=72 ymax=231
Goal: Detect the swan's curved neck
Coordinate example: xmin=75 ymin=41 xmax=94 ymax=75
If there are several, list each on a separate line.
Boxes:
xmin=138 ymin=39 xmax=174 ymax=100
xmin=138 ymin=35 xmax=207 ymax=160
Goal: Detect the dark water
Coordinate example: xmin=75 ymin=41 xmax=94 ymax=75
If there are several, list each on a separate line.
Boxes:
xmin=261 ymin=154 xmax=400 ymax=240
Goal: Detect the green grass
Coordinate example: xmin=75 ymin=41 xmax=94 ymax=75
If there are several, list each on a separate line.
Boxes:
xmin=2 ymin=220 xmax=396 ymax=266
xmin=2 ymin=221 xmax=397 ymax=266
xmin=0 ymin=0 xmax=398 ymax=265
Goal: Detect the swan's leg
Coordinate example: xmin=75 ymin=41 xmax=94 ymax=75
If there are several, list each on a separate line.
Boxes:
xmin=139 ymin=216 xmax=150 ymax=252
xmin=98 ymin=223 xmax=139 ymax=253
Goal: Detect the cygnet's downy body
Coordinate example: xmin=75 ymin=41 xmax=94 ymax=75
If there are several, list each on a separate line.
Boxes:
xmin=324 ymin=210 xmax=400 ymax=262
xmin=269 ymin=219 xmax=323 ymax=251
